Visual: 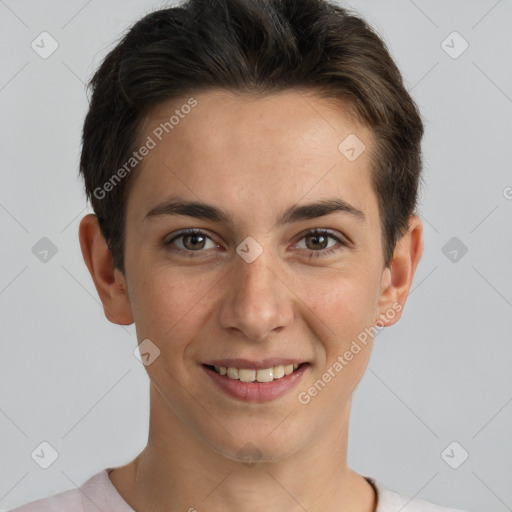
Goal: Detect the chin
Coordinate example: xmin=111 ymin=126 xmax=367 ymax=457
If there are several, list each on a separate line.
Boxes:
xmin=201 ymin=417 xmax=308 ymax=465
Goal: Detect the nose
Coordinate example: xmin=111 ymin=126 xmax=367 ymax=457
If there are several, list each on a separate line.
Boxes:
xmin=218 ymin=245 xmax=294 ymax=342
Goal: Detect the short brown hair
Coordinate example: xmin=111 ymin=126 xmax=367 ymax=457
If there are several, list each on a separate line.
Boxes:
xmin=80 ymin=0 xmax=424 ymax=273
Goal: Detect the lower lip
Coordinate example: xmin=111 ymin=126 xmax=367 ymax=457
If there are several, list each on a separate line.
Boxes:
xmin=202 ymin=364 xmax=309 ymax=402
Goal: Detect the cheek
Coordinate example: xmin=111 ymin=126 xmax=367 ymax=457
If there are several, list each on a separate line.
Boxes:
xmin=294 ymin=273 xmax=379 ymax=414
xmin=300 ymin=267 xmax=380 ymax=341
xmin=128 ymin=262 xmax=225 ymax=350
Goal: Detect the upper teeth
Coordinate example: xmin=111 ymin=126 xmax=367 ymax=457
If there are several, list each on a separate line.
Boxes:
xmin=213 ymin=363 xmax=299 ymax=382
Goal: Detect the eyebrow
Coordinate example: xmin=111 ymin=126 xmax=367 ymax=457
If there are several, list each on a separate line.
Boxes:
xmin=144 ymin=197 xmax=365 ymax=226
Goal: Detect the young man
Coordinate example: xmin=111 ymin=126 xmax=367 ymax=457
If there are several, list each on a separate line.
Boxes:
xmin=13 ymin=0 xmax=467 ymax=510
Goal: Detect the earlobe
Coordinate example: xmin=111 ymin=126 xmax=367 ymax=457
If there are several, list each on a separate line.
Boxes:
xmin=376 ymin=215 xmax=423 ymax=327
xmin=78 ymin=214 xmax=134 ymax=326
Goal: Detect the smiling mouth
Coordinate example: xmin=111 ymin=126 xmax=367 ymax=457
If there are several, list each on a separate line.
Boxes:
xmin=203 ymin=363 xmax=308 ymax=383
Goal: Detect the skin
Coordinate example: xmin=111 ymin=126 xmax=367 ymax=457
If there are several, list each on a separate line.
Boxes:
xmin=79 ymin=89 xmax=423 ymax=512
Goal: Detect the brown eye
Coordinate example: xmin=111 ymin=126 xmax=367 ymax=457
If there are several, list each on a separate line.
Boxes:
xmin=181 ymin=233 xmax=207 ymax=250
xmin=165 ymin=229 xmax=217 ymax=254
xmin=304 ymin=232 xmax=330 ymax=250
xmin=294 ymin=229 xmax=347 ymax=258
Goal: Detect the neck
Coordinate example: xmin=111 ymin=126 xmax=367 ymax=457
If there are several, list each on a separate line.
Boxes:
xmin=109 ymin=384 xmax=376 ymax=512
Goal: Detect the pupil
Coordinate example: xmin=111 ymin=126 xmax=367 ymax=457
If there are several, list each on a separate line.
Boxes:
xmin=308 ymin=234 xmax=326 ymax=250
xmin=185 ymin=234 xmax=204 ymax=249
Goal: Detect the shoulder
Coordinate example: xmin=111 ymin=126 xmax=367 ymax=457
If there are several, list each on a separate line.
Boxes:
xmin=9 ymin=486 xmax=85 ymax=512
xmin=369 ymin=478 xmax=467 ymax=512
xmin=8 ymin=469 xmax=132 ymax=512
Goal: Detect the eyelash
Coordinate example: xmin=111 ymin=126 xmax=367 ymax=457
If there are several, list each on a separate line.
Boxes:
xmin=164 ymin=228 xmax=347 ymax=259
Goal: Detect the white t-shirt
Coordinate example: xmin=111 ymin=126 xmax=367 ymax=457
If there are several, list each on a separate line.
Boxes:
xmin=9 ymin=468 xmax=466 ymax=512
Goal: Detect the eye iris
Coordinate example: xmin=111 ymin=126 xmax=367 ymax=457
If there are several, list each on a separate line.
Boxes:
xmin=183 ymin=234 xmax=205 ymax=250
xmin=306 ymin=234 xmax=328 ymax=250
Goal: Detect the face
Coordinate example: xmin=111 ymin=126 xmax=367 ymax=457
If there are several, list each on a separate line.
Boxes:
xmin=110 ymin=89 xmax=408 ymax=462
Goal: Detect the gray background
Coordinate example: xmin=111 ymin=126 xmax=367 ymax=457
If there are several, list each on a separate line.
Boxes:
xmin=1 ymin=1 xmax=511 ymax=510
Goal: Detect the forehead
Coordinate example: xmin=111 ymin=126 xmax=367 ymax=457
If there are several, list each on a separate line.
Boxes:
xmin=128 ymin=89 xmax=378 ymax=228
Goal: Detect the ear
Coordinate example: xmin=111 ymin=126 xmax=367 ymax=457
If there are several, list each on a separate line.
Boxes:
xmin=375 ymin=214 xmax=423 ymax=327
xmin=78 ymin=214 xmax=134 ymax=325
